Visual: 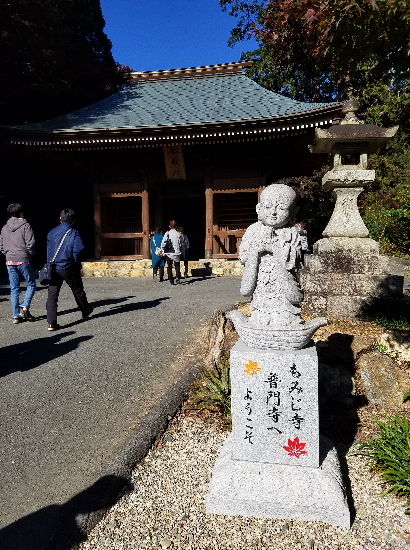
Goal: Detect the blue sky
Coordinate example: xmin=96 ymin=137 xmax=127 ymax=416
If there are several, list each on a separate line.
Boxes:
xmin=99 ymin=0 xmax=257 ymax=72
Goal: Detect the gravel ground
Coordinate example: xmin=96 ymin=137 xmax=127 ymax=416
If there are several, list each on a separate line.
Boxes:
xmin=78 ymin=411 xmax=410 ymax=550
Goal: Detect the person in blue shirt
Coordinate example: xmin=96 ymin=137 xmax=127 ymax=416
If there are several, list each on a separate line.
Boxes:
xmin=46 ymin=208 xmax=93 ymax=331
xmin=150 ymin=228 xmax=165 ymax=281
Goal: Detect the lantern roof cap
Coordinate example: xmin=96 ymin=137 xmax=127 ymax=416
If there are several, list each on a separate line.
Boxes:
xmin=310 ymin=100 xmax=398 ymax=153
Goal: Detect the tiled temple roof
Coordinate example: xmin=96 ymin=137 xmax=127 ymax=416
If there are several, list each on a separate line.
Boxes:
xmin=6 ymin=63 xmax=340 ymax=135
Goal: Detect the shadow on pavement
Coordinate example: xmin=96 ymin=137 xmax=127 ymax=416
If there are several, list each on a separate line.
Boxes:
xmin=57 ymin=297 xmax=170 ymax=330
xmin=0 ymin=475 xmax=132 ymax=550
xmin=94 ymin=297 xmax=169 ymax=316
xmin=172 ymin=276 xmax=217 ymax=285
xmin=0 ymin=331 xmax=93 ymax=378
xmin=32 ymin=296 xmax=135 ymax=322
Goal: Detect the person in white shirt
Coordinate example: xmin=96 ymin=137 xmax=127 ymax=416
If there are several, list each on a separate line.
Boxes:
xmin=161 ymin=220 xmax=183 ymax=285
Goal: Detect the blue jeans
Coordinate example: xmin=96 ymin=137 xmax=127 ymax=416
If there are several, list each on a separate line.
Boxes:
xmin=6 ymin=262 xmax=36 ymax=318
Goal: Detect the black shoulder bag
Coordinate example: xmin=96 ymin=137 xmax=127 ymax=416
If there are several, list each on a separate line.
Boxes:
xmin=39 ymin=229 xmax=72 ymax=286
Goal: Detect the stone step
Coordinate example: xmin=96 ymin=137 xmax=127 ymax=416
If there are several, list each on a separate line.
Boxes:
xmin=81 ymin=259 xmax=244 ymax=277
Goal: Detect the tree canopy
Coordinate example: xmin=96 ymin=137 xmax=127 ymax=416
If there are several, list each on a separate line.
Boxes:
xmin=0 ymin=0 xmax=118 ymax=124
xmin=220 ymin=0 xmax=410 ymax=106
xmin=220 ymin=0 xmax=410 ymax=257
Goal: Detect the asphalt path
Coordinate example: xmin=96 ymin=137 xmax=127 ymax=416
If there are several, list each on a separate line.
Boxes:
xmin=0 ymin=275 xmax=242 ymax=549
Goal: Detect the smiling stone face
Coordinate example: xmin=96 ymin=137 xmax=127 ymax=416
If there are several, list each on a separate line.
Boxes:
xmin=256 ymin=184 xmax=296 ymax=228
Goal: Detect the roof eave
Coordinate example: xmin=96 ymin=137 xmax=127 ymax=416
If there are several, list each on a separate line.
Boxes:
xmin=2 ymin=103 xmax=343 ymax=140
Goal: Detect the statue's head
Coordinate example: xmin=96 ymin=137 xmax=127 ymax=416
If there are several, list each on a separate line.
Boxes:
xmin=256 ymin=184 xmax=297 ymax=228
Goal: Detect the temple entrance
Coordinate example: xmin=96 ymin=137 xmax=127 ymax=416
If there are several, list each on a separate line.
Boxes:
xmin=160 ymin=181 xmax=205 ymax=260
xmin=212 ymin=191 xmax=258 ymax=256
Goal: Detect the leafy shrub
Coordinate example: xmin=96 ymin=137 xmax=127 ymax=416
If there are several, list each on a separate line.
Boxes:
xmin=357 ymin=296 xmax=410 ymax=330
xmin=191 ymin=354 xmax=231 ymax=423
xmin=355 ymin=415 xmax=410 ymax=513
xmin=363 ymin=133 xmax=410 ymax=259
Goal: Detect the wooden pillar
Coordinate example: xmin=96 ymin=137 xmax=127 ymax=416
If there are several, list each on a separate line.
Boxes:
xmin=142 ymin=179 xmax=150 ymax=259
xmin=205 ymin=174 xmax=213 ymax=259
xmin=93 ymin=182 xmax=102 ymax=260
xmin=155 ymin=185 xmax=162 ymax=230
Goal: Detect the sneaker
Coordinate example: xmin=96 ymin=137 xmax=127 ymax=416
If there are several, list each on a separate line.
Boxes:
xmin=47 ymin=323 xmax=60 ymax=331
xmin=82 ymin=306 xmax=94 ymax=319
xmin=20 ymin=307 xmax=35 ymax=321
xmin=12 ymin=317 xmax=22 ymax=324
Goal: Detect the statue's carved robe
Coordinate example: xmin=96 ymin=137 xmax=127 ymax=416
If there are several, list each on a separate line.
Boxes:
xmin=239 ymin=222 xmax=303 ymax=327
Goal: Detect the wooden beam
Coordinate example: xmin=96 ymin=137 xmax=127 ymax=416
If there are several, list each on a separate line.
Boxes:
xmin=212 ymin=188 xmax=259 ymax=194
xmin=101 ymin=233 xmax=143 ymax=239
xmin=213 ymin=230 xmax=245 ymax=238
xmin=141 ymin=179 xmax=150 ymax=259
xmin=108 ymin=192 xmax=142 ymax=197
xmin=93 ymin=182 xmax=102 ymax=260
xmin=205 ymin=174 xmax=213 ymax=259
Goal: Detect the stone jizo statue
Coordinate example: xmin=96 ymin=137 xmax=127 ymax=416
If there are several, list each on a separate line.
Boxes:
xmin=228 ymin=184 xmax=326 ymax=349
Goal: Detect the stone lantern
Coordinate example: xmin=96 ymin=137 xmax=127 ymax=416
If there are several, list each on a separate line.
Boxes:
xmin=310 ymin=99 xmax=398 ymax=253
xmin=301 ymin=100 xmax=404 ymax=320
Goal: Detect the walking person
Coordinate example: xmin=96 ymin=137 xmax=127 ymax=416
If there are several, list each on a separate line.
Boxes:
xmin=46 ymin=208 xmax=93 ymax=331
xmin=294 ymin=221 xmax=310 ymax=263
xmin=161 ymin=220 xmax=182 ymax=285
xmin=0 ymin=203 xmax=36 ymax=324
xmin=150 ymin=228 xmax=165 ymax=281
xmin=177 ymin=226 xmax=190 ymax=279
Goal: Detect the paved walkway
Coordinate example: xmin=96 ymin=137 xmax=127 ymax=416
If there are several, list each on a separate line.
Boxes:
xmin=0 ymin=276 xmax=242 ymax=549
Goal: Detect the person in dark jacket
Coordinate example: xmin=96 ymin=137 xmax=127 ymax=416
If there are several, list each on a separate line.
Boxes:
xmin=177 ymin=226 xmax=190 ymax=279
xmin=150 ymin=228 xmax=165 ymax=281
xmin=0 ymin=203 xmax=36 ymax=323
xmin=46 ymin=208 xmax=93 ymax=331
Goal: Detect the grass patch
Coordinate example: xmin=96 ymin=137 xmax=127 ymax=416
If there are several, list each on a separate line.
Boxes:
xmin=354 ymin=414 xmax=410 ymax=513
xmin=357 ymin=296 xmax=410 ymax=330
xmin=190 ymin=354 xmax=231 ymax=425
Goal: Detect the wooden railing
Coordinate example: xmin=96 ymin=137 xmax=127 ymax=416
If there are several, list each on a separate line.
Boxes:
xmin=101 ymin=233 xmax=143 ymax=259
xmin=212 ymin=230 xmax=244 ymax=258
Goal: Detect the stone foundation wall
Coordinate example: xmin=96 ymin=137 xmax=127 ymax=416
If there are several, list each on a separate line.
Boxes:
xmin=81 ymin=259 xmax=244 ymax=278
xmin=300 ymin=251 xmax=404 ymax=320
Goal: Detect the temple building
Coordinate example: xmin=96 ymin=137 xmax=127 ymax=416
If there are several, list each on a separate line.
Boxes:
xmin=1 ymin=62 xmax=342 ymax=261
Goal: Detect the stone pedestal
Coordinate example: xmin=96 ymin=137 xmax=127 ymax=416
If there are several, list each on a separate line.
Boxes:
xmin=206 ymin=434 xmax=350 ymax=529
xmin=206 ymin=340 xmax=350 ymax=528
xmin=301 ymin=247 xmax=404 ymax=320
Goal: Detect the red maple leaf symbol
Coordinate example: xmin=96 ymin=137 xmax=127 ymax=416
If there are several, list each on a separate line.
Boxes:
xmin=283 ymin=436 xmax=307 ymax=458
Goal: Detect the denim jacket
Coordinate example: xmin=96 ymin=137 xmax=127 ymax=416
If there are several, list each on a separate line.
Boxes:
xmin=47 ymin=222 xmax=84 ymax=270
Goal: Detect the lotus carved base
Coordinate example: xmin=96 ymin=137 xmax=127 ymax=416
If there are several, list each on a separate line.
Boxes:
xmin=227 ymin=311 xmax=327 ymax=350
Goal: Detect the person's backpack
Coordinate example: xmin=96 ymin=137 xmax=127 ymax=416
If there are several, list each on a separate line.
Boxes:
xmin=162 ymin=232 xmax=172 ymax=253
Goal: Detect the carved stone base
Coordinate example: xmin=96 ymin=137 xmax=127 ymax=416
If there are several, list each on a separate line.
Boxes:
xmin=314 ymin=237 xmax=379 ymax=254
xmin=227 ymin=310 xmax=327 ymax=350
xmin=300 ymin=249 xmax=404 ymax=320
xmin=206 ymin=434 xmax=350 ymax=529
